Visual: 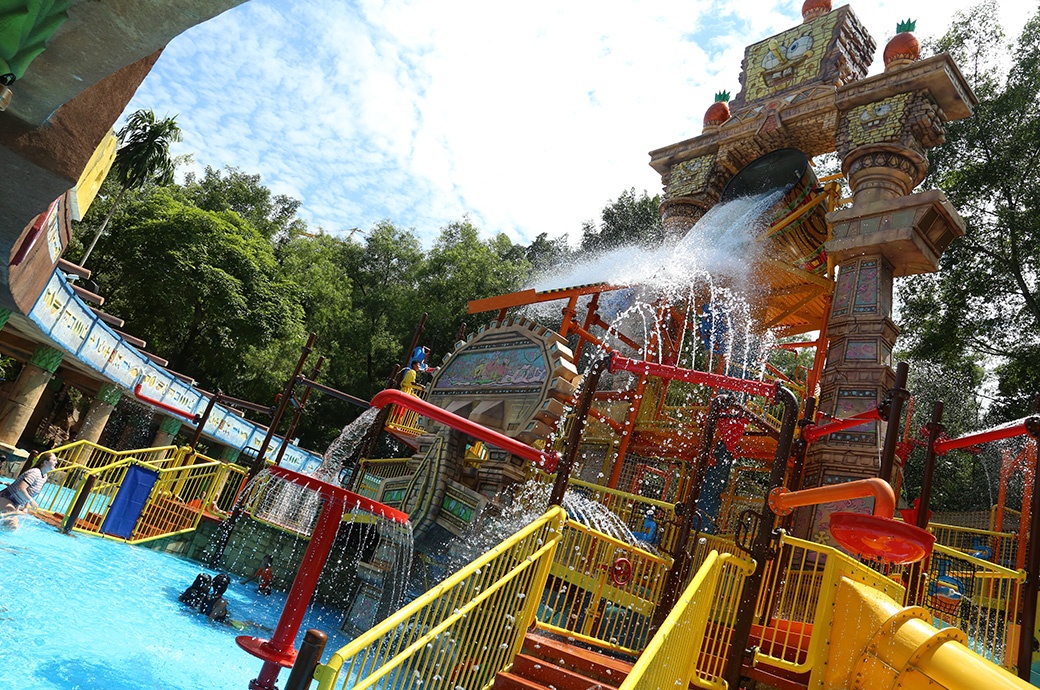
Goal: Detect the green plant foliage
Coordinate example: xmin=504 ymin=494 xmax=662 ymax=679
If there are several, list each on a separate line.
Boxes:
xmin=579 ymin=188 xmax=664 ymax=252
xmin=900 ymin=1 xmax=1040 ymax=423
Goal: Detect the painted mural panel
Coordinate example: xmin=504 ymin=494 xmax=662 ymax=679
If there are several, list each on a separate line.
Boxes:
xmin=435 ymin=345 xmax=547 ymax=391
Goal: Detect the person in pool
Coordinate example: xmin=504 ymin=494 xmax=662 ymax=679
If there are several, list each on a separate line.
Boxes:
xmin=0 ymin=453 xmax=59 ymax=525
xmin=179 ymin=573 xmax=212 ymax=608
xmin=241 ymin=554 xmax=274 ymax=595
xmin=199 ymin=573 xmax=231 ymax=622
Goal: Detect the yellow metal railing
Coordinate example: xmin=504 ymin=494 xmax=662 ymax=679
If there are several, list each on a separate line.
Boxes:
xmin=210 ymin=462 xmax=248 ymax=516
xmin=354 ymin=457 xmax=413 ymax=501
xmin=50 ymin=440 xmax=182 ymax=470
xmin=752 ymin=531 xmax=905 ymax=680
xmin=929 ymin=521 xmax=1019 ymax=568
xmin=34 ymin=445 xmax=239 ymax=542
xmin=914 ymin=543 xmax=1026 ymax=673
xmin=618 ymin=550 xmax=755 ymax=690
xmin=127 ymin=458 xmax=229 ymax=543
xmin=533 ymin=471 xmax=680 ymax=552
xmin=385 ymin=387 xmax=425 ymax=436
xmin=537 ymin=520 xmax=672 ymax=655
xmin=314 ymin=507 xmax=566 ymax=690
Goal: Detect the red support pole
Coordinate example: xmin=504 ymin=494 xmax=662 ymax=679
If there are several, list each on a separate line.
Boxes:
xmin=133 ymin=384 xmax=198 ymax=422
xmin=800 ymin=407 xmax=882 ymax=444
xmin=237 ymin=466 xmax=408 ymax=690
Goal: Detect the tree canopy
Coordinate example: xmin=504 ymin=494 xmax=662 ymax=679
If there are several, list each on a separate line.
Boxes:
xmin=72 ymin=168 xmax=658 ymax=449
xmin=899 ymin=2 xmax=1040 ymax=422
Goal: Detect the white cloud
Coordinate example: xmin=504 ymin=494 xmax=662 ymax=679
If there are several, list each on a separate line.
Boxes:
xmin=124 ymin=0 xmax=1036 ymax=245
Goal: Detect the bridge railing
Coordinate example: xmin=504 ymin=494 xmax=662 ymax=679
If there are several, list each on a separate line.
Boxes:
xmin=536 ymin=520 xmax=672 ymax=655
xmin=618 ymin=550 xmax=756 ymax=690
xmin=751 ymin=531 xmax=905 ymax=681
xmin=314 ymin=506 xmax=566 ymax=690
xmin=911 ymin=543 xmax=1026 ymax=674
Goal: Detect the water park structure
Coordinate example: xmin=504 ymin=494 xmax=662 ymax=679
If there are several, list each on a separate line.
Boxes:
xmin=1 ymin=2 xmax=1040 ymax=690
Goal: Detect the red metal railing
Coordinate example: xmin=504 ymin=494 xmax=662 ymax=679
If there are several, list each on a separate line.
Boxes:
xmin=934 ymin=416 xmax=1040 ymax=455
xmin=369 ymin=389 xmax=561 ymax=471
xmin=801 ymin=407 xmax=882 ymax=444
xmin=607 ymin=352 xmax=778 ymax=400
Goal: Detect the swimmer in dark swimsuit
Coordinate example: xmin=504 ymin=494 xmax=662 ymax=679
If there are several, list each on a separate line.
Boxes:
xmin=199 ymin=573 xmax=231 ymax=622
xmin=179 ymin=573 xmax=212 ymax=608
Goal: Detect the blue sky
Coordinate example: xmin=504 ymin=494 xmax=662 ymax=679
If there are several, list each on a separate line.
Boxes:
xmin=122 ymin=0 xmax=1033 ymax=246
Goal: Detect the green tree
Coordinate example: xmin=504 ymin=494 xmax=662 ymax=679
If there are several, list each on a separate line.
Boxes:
xmin=342 ymin=222 xmax=425 ymax=388
xmin=88 ymin=188 xmax=304 ymax=391
xmin=525 ymin=231 xmax=573 ymax=275
xmin=183 ymin=166 xmax=306 ymax=241
xmin=79 ymin=109 xmax=182 ymax=267
xmin=898 ymin=2 xmax=1040 ymax=422
xmin=580 ymin=188 xmax=663 ymax=253
xmin=418 ymin=221 xmax=530 ymax=361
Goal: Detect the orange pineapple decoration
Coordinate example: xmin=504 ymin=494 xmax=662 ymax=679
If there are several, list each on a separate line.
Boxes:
xmin=884 ymin=19 xmax=920 ymax=70
xmin=801 ymin=0 xmax=832 ymax=21
xmin=703 ymin=91 xmax=731 ymax=130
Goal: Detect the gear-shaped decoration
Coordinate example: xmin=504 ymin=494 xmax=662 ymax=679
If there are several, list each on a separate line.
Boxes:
xmin=426 ymin=317 xmax=581 ymax=452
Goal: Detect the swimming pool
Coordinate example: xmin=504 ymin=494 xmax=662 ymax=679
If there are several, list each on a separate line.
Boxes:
xmin=0 ymin=517 xmax=355 ymax=689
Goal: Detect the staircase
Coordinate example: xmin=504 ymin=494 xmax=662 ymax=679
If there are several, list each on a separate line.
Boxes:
xmin=495 ymin=632 xmax=633 ymax=690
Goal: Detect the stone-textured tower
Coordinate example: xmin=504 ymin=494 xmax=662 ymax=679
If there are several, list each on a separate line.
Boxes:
xmin=648 ymin=2 xmax=977 ymax=536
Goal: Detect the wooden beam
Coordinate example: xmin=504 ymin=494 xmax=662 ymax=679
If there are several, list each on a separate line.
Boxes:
xmin=112 ymin=329 xmax=146 ymax=349
xmin=468 ymin=282 xmax=626 ymax=315
xmin=57 ymin=259 xmax=91 ymax=280
xmin=89 ymin=307 xmax=124 ymax=328
xmin=71 ymin=284 xmax=104 ymax=306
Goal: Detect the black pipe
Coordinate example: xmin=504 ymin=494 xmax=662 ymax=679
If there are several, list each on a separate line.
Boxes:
xmin=189 ymin=394 xmax=220 ymax=452
xmin=284 ymin=629 xmax=328 ymax=690
xmin=789 ymin=397 xmax=816 ymax=493
xmin=62 ymin=474 xmax=97 ymax=534
xmin=296 ymin=376 xmax=369 ymax=410
xmin=780 ymin=397 xmax=816 ymax=534
xmin=651 ymin=394 xmax=730 ymax=631
xmin=549 ymin=357 xmax=608 ymax=506
xmin=1017 ymin=415 xmax=1040 ymax=680
xmin=252 ymin=332 xmax=315 ymax=474
xmin=724 ymin=385 xmax=799 ymax=688
xmin=208 ymin=333 xmax=316 ymax=567
xmin=275 ymin=357 xmax=326 ymax=465
xmin=879 ymin=361 xmax=911 ymax=485
xmin=904 ymin=401 xmax=944 ymax=607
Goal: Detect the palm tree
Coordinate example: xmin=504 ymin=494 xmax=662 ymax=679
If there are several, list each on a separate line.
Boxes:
xmin=78 ymin=109 xmax=182 ymax=267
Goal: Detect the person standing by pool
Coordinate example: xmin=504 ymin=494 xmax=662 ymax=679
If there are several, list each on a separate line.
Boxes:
xmin=241 ymin=554 xmax=274 ymax=595
xmin=0 ymin=452 xmax=59 ymax=517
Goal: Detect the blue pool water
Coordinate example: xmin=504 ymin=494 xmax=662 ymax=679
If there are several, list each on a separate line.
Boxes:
xmin=0 ymin=517 xmax=355 ymax=689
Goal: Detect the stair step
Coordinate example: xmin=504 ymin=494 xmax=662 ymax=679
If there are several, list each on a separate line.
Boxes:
xmin=495 ymin=671 xmax=549 ymax=690
xmin=521 ymin=632 xmax=631 ymax=686
xmin=512 ymin=653 xmax=617 ymax=690
xmin=743 ymin=662 xmax=809 ymax=690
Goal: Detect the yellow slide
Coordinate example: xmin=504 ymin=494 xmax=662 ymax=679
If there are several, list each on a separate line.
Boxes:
xmin=823 ymin=576 xmax=1032 ymax=689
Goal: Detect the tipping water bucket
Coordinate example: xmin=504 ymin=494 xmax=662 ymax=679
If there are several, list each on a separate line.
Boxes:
xmin=721 ymin=148 xmax=828 ymax=274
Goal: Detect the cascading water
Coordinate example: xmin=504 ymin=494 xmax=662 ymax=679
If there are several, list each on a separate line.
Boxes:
xmin=438 ymin=478 xmax=652 ymax=578
xmin=524 ymin=190 xmax=784 ymax=379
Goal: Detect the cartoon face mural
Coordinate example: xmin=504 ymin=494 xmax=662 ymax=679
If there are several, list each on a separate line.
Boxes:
xmin=740 ymin=11 xmax=842 ymax=104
